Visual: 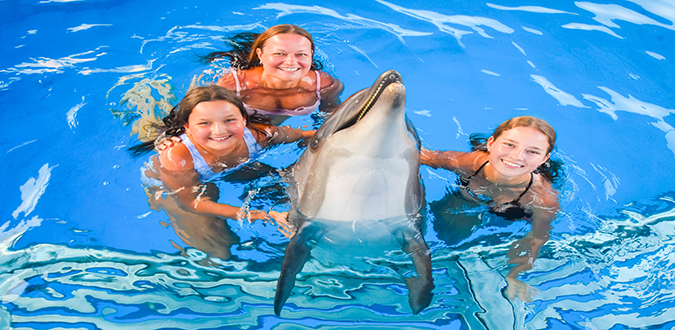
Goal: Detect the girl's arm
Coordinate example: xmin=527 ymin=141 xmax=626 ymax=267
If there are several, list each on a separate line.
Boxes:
xmin=420 ymin=148 xmax=469 ymax=171
xmin=250 ymin=123 xmax=315 ymax=148
xmin=157 ymin=144 xmax=271 ymax=221
xmin=504 ymin=189 xmax=559 ymax=301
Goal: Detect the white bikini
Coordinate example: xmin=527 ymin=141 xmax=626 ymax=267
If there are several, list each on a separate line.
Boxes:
xmin=179 ymin=127 xmax=263 ymax=181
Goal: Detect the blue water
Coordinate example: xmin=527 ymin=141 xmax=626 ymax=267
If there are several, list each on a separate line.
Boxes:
xmin=2 ymin=0 xmax=675 ymax=329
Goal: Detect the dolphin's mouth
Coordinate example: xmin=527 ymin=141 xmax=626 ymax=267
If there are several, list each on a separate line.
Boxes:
xmin=335 ymin=70 xmax=403 ymax=133
xmin=356 ymin=71 xmax=402 ymax=122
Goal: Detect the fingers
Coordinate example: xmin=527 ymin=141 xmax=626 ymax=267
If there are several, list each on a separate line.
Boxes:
xmin=247 ymin=210 xmax=271 ymax=223
xmin=237 ymin=209 xmax=295 ymax=237
xmin=156 ymin=136 xmax=182 ymax=151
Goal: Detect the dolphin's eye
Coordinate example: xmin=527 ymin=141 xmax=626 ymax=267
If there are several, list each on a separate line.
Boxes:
xmin=310 ymin=137 xmax=320 ymax=150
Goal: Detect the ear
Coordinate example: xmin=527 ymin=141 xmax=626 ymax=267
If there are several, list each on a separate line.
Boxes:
xmin=541 ymin=153 xmax=551 ymax=165
xmin=183 ymin=123 xmax=190 ymax=133
xmin=487 ymin=136 xmax=495 ymax=152
xmin=256 ymin=47 xmax=263 ymax=59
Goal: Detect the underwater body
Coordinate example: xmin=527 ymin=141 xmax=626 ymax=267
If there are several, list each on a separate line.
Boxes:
xmin=1 ymin=0 xmax=675 ymax=329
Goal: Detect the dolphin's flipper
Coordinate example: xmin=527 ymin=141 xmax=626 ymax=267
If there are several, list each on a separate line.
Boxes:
xmin=274 ymin=221 xmax=324 ymax=316
xmin=395 ymin=227 xmax=435 ymax=314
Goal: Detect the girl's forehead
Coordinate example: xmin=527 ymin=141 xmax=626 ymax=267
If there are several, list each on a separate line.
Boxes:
xmin=499 ymin=127 xmax=549 ymax=147
xmin=189 ymin=100 xmax=241 ymax=117
xmin=264 ymin=34 xmax=312 ymax=49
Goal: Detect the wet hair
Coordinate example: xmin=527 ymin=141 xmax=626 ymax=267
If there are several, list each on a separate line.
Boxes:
xmin=470 ymin=116 xmax=563 ymax=184
xmin=491 ymin=116 xmax=556 ymax=154
xmin=201 ymin=24 xmax=323 ymax=70
xmin=128 ymin=85 xmax=262 ymax=156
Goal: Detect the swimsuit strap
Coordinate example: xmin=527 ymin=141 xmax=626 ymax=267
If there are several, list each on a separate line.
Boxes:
xmin=231 ymin=69 xmax=242 ymax=96
xmin=512 ymin=172 xmax=534 ymax=204
xmin=314 ymin=70 xmax=321 ymax=99
xmin=179 ymin=133 xmax=218 ymax=180
xmin=462 ymin=160 xmax=533 ymax=204
xmin=460 ymin=161 xmax=489 ymax=185
xmin=242 ymin=126 xmax=263 ymax=160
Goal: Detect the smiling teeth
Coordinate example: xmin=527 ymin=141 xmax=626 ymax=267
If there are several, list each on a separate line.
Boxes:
xmin=502 ymin=160 xmax=522 ymax=168
xmin=212 ymin=137 xmax=229 ymax=141
xmin=280 ymin=67 xmax=300 ymax=72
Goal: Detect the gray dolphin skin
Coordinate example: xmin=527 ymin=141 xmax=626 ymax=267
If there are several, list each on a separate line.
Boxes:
xmin=274 ymin=70 xmax=434 ymax=316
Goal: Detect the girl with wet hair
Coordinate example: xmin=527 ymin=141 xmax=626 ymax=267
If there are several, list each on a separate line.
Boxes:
xmin=130 ymin=86 xmax=309 ymax=258
xmin=202 ymin=24 xmax=343 ymax=125
xmin=421 ymin=115 xmax=562 ymax=302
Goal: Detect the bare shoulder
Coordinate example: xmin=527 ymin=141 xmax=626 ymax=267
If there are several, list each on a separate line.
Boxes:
xmin=248 ymin=123 xmax=275 ymax=147
xmin=448 ymin=151 xmax=486 ymax=175
xmin=529 ymin=175 xmax=561 ymax=212
xmin=158 ymin=142 xmax=194 ymax=173
xmin=318 ymin=70 xmax=342 ymax=93
xmin=216 ymin=70 xmax=237 ymax=89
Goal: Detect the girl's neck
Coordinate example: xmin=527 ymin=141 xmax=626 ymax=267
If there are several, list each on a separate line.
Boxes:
xmin=483 ymin=162 xmax=531 ymax=187
xmin=188 ymin=133 xmax=249 ymax=167
xmin=258 ymin=69 xmax=301 ymax=90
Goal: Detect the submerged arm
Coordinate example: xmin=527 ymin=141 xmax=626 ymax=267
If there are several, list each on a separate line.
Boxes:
xmin=157 ymin=145 xmax=271 ymax=221
xmin=505 ymin=194 xmax=559 ymax=301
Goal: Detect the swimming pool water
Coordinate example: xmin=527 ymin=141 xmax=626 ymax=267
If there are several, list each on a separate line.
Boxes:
xmin=1 ymin=0 xmax=675 ymax=329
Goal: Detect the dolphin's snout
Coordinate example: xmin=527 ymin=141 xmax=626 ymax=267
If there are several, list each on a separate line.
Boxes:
xmin=385 ymin=82 xmax=406 ymax=107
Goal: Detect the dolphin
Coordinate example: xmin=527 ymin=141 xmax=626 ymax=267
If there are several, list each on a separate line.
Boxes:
xmin=274 ymin=70 xmax=434 ymax=316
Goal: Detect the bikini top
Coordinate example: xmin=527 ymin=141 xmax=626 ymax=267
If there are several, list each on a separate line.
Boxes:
xmin=459 ymin=161 xmax=534 ymax=220
xmin=231 ymin=69 xmax=322 ymax=116
xmin=179 ymin=127 xmax=263 ymax=181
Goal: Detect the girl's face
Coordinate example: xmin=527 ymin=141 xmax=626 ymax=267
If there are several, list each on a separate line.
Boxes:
xmin=256 ymin=33 xmax=313 ymax=85
xmin=184 ymin=100 xmax=246 ymax=155
xmin=487 ymin=126 xmax=550 ymax=180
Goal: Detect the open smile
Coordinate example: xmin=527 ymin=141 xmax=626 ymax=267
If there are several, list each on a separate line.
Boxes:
xmin=210 ymin=135 xmax=232 ymax=142
xmin=501 ymin=159 xmax=524 ymax=169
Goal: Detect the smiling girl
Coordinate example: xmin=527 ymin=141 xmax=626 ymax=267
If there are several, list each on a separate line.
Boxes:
xmin=130 ymin=85 xmax=311 ymax=259
xmin=204 ymin=24 xmax=343 ymax=125
xmin=422 ymin=116 xmax=561 ymax=302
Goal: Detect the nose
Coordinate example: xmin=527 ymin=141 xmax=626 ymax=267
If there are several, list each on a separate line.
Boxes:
xmin=283 ymin=54 xmax=297 ymax=64
xmin=213 ymin=122 xmax=227 ymax=134
xmin=511 ymin=147 xmax=526 ymax=160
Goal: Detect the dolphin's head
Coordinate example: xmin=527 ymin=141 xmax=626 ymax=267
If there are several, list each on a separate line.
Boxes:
xmin=308 ymin=70 xmax=409 ymax=152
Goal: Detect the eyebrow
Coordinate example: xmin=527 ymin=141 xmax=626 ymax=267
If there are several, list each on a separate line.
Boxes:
xmin=503 ymin=138 xmax=545 ymax=151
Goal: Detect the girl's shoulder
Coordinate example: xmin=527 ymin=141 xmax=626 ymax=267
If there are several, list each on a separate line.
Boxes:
xmin=317 ymin=70 xmax=341 ymax=90
xmin=528 ymin=174 xmax=560 ymax=210
xmin=158 ymin=141 xmax=195 ymax=172
xmin=457 ymin=151 xmax=488 ymax=174
xmin=247 ymin=123 xmax=275 ymax=147
xmin=217 ymin=68 xmax=261 ymax=90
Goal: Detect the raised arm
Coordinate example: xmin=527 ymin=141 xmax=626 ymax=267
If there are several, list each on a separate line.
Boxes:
xmin=420 ymin=148 xmax=469 ymax=171
xmin=250 ymin=123 xmax=315 ymax=148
